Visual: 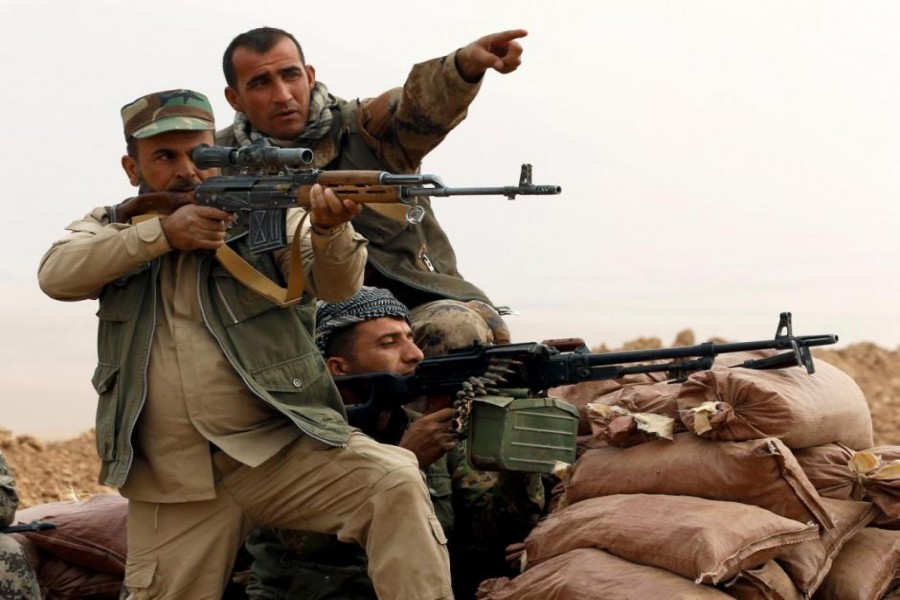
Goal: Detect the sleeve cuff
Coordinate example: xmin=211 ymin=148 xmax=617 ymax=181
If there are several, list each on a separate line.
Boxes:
xmin=133 ymin=217 xmax=172 ymax=258
xmin=445 ymin=50 xmax=484 ymax=95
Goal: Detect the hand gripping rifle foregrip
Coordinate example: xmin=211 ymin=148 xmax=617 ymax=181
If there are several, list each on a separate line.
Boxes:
xmin=294 ymin=171 xmax=405 ymax=205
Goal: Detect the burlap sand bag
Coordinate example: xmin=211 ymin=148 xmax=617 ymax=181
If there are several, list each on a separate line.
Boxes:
xmin=13 ymin=494 xmax=127 ymax=574
xmin=550 ymin=372 xmax=670 ymax=435
xmin=813 ymin=527 xmax=900 ymax=600
xmin=677 ymin=359 xmax=872 ymax=450
xmin=586 ymin=403 xmax=676 ymax=448
xmin=548 ymin=350 xmax=768 ymax=436
xmin=476 ymin=548 xmax=733 ymax=600
xmin=591 ymin=380 xmax=683 ymax=418
xmin=721 ymin=561 xmax=803 ymax=600
xmin=795 ymin=444 xmax=900 ymax=527
xmin=775 ymin=497 xmax=877 ymax=596
xmin=522 ymin=494 xmax=818 ymax=584
xmin=566 ymin=433 xmax=833 ymax=528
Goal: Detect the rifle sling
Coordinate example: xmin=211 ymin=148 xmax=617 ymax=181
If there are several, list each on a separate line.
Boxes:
xmin=133 ymin=213 xmax=308 ymax=308
xmin=214 ymin=212 xmax=309 ymax=308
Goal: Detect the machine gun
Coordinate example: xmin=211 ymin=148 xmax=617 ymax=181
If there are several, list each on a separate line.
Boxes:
xmin=189 ymin=144 xmax=562 ymax=253
xmin=334 ymin=312 xmax=838 ymax=472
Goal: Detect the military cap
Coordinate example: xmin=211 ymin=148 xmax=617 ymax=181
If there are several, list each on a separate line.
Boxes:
xmin=121 ymin=89 xmax=215 ymax=139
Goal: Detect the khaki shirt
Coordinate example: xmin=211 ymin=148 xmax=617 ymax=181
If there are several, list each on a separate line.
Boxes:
xmin=39 ymin=208 xmax=366 ymax=501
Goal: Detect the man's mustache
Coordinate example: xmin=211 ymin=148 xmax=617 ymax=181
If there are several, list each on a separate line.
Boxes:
xmin=168 ymin=180 xmax=201 ymax=193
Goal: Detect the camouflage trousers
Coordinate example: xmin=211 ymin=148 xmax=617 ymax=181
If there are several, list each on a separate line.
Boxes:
xmin=410 ymin=300 xmax=510 ymax=358
xmin=0 ymin=535 xmax=40 ymax=600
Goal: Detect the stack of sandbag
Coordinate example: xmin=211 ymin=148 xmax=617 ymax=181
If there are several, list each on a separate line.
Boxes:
xmin=11 ymin=494 xmax=127 ymax=599
xmin=479 ymin=354 xmax=900 ymax=599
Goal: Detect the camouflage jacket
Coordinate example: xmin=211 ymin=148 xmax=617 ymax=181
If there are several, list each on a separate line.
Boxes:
xmin=0 ymin=454 xmax=17 ymax=528
xmin=0 ymin=453 xmax=40 ymax=600
xmin=245 ymin=418 xmax=545 ymax=600
xmin=217 ymin=51 xmax=494 ymax=310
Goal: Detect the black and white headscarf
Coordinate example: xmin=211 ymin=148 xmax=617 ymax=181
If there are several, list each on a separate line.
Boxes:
xmin=315 ymin=287 xmax=410 ymax=355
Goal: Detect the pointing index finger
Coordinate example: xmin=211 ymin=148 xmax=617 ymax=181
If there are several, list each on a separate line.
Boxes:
xmin=488 ymin=28 xmax=529 ymax=44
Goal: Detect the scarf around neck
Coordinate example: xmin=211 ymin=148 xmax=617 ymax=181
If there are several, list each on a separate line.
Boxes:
xmin=233 ymin=81 xmax=336 ymax=149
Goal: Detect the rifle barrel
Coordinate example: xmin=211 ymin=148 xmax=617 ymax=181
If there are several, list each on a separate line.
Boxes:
xmin=403 ymin=185 xmax=562 ymax=199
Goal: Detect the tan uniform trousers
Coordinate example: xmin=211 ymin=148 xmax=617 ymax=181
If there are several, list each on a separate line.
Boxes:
xmin=124 ymin=432 xmax=454 ymax=600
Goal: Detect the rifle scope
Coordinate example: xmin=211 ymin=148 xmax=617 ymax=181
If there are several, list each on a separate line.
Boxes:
xmin=192 ymin=144 xmax=314 ymax=170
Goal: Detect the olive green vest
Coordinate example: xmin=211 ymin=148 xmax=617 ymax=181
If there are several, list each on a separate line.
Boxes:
xmin=91 ymin=232 xmax=350 ymax=488
xmin=331 ymin=101 xmax=492 ymax=308
xmin=217 ymin=98 xmax=493 ymax=309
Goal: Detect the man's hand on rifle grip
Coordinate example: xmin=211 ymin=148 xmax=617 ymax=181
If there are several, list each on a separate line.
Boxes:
xmin=159 ymin=204 xmax=236 ymax=251
xmin=398 ymin=407 xmax=457 ymax=468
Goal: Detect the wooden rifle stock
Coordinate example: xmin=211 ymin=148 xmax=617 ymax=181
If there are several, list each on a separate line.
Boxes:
xmin=110 ymin=191 xmax=194 ymax=224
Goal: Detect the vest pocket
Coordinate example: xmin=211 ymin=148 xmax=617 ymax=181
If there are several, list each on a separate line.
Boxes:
xmin=91 ymin=363 xmax=119 ymax=394
xmin=91 ymin=363 xmax=120 ymax=460
xmin=425 ymin=468 xmax=454 ymax=535
xmin=250 ymin=351 xmax=329 ymax=395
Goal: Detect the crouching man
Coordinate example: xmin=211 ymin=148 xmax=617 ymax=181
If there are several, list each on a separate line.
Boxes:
xmin=246 ymin=287 xmax=545 ymax=600
xmin=38 ymin=90 xmax=453 ymax=600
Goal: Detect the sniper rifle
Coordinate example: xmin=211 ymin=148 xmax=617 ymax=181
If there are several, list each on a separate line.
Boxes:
xmin=111 ymin=144 xmax=562 ymax=254
xmin=191 ymin=144 xmax=561 ymax=252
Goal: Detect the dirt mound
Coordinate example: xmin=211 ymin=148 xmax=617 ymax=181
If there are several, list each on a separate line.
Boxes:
xmin=814 ymin=343 xmax=900 ymax=446
xmin=1 ymin=334 xmax=897 ymax=508
xmin=1 ymin=429 xmax=115 ymax=508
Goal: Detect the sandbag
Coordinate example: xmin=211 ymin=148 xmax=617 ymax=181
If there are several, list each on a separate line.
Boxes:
xmin=36 ymin=555 xmax=122 ymax=600
xmin=586 ymin=403 xmax=676 ymax=447
xmin=13 ymin=494 xmax=127 ymax=574
xmin=676 ymin=358 xmax=872 ymax=450
xmin=721 ymin=561 xmax=803 ymax=600
xmin=795 ymin=444 xmax=900 ymax=527
xmin=813 ymin=527 xmax=900 ymax=600
xmin=523 ymin=494 xmax=818 ymax=584
xmin=476 ymin=548 xmax=732 ymax=600
xmin=775 ymin=497 xmax=877 ymax=597
xmin=590 ymin=351 xmax=773 ymax=423
xmin=548 ymin=350 xmax=769 ymax=436
xmin=549 ymin=372 xmax=670 ymax=435
xmin=590 ymin=380 xmax=683 ymax=418
xmin=566 ymin=434 xmax=833 ymax=529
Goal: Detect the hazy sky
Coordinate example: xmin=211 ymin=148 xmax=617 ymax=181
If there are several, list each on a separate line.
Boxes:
xmin=3 ymin=0 xmax=899 ymax=438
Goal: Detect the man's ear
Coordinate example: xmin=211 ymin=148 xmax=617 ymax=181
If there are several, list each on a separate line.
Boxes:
xmin=326 ymin=356 xmax=350 ymax=376
xmin=224 ymin=86 xmax=243 ymax=112
xmin=121 ymin=155 xmax=140 ymax=187
xmin=305 ymin=64 xmax=316 ymax=87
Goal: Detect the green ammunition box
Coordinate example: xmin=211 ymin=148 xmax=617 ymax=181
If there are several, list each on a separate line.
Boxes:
xmin=466 ymin=394 xmax=579 ymax=473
